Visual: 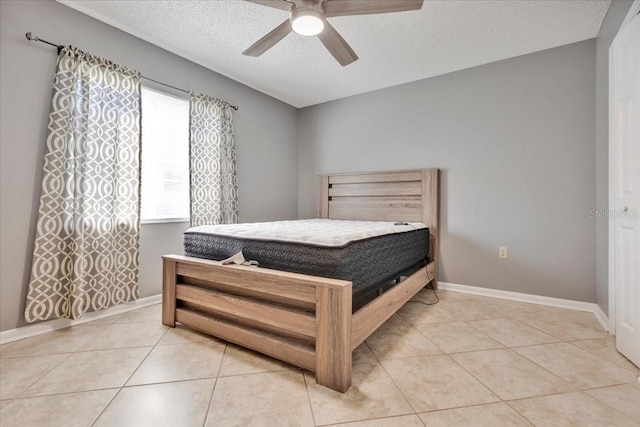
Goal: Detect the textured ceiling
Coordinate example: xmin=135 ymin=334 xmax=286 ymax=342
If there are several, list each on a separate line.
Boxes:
xmin=59 ymin=0 xmax=611 ymax=108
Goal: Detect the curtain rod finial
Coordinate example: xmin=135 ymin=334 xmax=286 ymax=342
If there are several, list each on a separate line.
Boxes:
xmin=25 ymin=32 xmax=39 ymax=42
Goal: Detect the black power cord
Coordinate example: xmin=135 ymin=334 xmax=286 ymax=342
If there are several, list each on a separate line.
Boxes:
xmin=407 ymin=260 xmax=439 ymax=306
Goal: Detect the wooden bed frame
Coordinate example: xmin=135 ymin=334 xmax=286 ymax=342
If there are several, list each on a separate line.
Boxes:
xmin=162 ymin=168 xmax=439 ymax=392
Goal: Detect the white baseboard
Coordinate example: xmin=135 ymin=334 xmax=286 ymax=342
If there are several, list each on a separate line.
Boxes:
xmin=438 ymin=282 xmax=610 ymax=333
xmin=0 ymin=294 xmax=162 ymax=345
xmin=1 ymin=284 xmax=613 ymax=344
xmin=592 ymin=305 xmax=610 ymax=333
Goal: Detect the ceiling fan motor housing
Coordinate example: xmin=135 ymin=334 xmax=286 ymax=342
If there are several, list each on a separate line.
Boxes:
xmin=291 ymin=0 xmax=325 ymax=14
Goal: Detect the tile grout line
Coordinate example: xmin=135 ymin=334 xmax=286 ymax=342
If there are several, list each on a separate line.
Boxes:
xmin=302 ymin=369 xmax=319 ymax=427
xmin=0 ymin=326 xmax=110 ymax=360
xmin=76 ymin=322 xmax=118 ymax=353
xmin=365 ymin=337 xmax=423 ymax=417
xmin=462 ymin=317 xmax=556 ymax=345
xmin=510 ymin=312 xmax=609 ymax=342
xmin=119 ymin=330 xmax=167 ymax=387
xmin=509 ymin=343 xmax=638 ymax=390
xmin=316 ymin=413 xmax=428 ymax=427
xmin=564 ymin=339 xmax=640 ymax=373
xmin=445 ymin=346 xmax=511 ymax=402
xmin=9 ymin=378 xmax=227 ymax=401
xmin=89 ymin=310 xmax=167 ymax=424
xmin=4 ymin=390 xmax=123 ymax=427
xmin=10 ymin=352 xmax=73 ymax=400
xmin=89 ymin=387 xmax=123 ymax=427
xmin=514 ymin=340 xmax=638 ymax=377
xmin=413 ymin=320 xmax=506 ymax=354
xmin=582 ymin=388 xmax=640 ymax=423
xmin=452 ymin=346 xmax=579 ymax=399
xmin=507 ymin=318 xmax=574 ymax=342
xmin=448 ymin=346 xmax=586 ymax=421
xmin=450 ymin=342 xmax=635 ymax=403
xmin=502 ymin=397 xmax=538 ymax=426
xmin=201 ymin=342 xmax=228 ymax=427
xmin=503 ymin=390 xmax=639 ymax=426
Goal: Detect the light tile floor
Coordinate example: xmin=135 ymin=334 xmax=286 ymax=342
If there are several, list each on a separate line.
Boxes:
xmin=1 ymin=290 xmax=638 ymax=427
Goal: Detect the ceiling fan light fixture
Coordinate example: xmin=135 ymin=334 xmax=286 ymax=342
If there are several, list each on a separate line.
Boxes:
xmin=291 ymin=9 xmax=324 ymax=36
xmin=244 ymin=0 xmax=425 ymax=66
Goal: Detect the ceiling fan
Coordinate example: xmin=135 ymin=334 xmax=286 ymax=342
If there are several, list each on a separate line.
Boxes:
xmin=243 ymin=0 xmax=424 ymax=66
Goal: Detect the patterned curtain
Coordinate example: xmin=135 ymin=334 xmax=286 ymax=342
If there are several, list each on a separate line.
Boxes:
xmin=25 ymin=47 xmax=142 ymax=322
xmin=189 ymin=92 xmax=239 ymax=226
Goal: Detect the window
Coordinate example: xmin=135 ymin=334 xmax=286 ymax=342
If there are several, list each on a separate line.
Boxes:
xmin=140 ymin=86 xmax=190 ymax=223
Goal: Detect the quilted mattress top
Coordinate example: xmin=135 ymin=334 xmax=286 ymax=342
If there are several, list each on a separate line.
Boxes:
xmin=185 ymin=219 xmax=427 ymax=248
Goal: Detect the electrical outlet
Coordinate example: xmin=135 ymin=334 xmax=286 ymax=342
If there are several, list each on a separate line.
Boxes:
xmin=499 ymin=247 xmax=508 ymax=259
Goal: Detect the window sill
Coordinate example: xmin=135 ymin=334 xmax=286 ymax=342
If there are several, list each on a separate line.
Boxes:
xmin=141 ymin=218 xmax=190 ymax=225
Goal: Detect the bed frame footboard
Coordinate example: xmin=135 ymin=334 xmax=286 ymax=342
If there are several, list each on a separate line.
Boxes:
xmin=162 ymin=254 xmax=354 ymax=392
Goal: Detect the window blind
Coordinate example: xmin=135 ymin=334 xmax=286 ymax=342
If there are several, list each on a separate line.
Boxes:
xmin=140 ymin=86 xmax=190 ymax=222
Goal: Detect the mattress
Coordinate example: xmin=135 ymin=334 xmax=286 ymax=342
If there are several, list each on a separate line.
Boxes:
xmin=184 ymin=219 xmax=430 ymax=308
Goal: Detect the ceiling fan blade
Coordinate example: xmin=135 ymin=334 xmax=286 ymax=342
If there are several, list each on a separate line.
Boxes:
xmin=244 ymin=0 xmax=292 ymax=11
xmin=324 ymin=0 xmax=423 ymax=17
xmin=317 ymin=21 xmax=358 ymax=66
xmin=243 ymin=20 xmax=293 ymax=57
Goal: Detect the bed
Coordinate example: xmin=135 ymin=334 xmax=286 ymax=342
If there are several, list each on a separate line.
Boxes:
xmin=183 ymin=219 xmax=430 ymax=311
xmin=162 ymin=168 xmax=439 ymax=392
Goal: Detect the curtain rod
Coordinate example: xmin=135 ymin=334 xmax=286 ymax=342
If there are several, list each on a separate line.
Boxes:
xmin=25 ymin=32 xmax=239 ymax=111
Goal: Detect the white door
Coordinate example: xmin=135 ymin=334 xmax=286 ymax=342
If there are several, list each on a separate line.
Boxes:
xmin=611 ymin=11 xmax=640 ymax=367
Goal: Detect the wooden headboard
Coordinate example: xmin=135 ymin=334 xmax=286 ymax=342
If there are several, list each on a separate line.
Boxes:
xmin=317 ymin=169 xmax=440 ymax=283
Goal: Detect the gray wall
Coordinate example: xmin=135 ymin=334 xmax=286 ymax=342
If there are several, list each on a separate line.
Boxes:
xmin=0 ymin=0 xmax=298 ymax=331
xmin=1 ymin=0 xmax=623 ymax=332
xmin=298 ymin=40 xmax=597 ymax=302
xmin=594 ymin=0 xmax=633 ymax=316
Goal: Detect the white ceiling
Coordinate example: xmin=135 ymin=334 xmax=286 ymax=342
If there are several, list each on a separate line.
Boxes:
xmin=59 ymin=0 xmax=611 ymax=108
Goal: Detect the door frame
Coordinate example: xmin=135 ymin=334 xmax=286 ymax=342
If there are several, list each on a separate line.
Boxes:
xmin=608 ymin=0 xmax=640 ymax=334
